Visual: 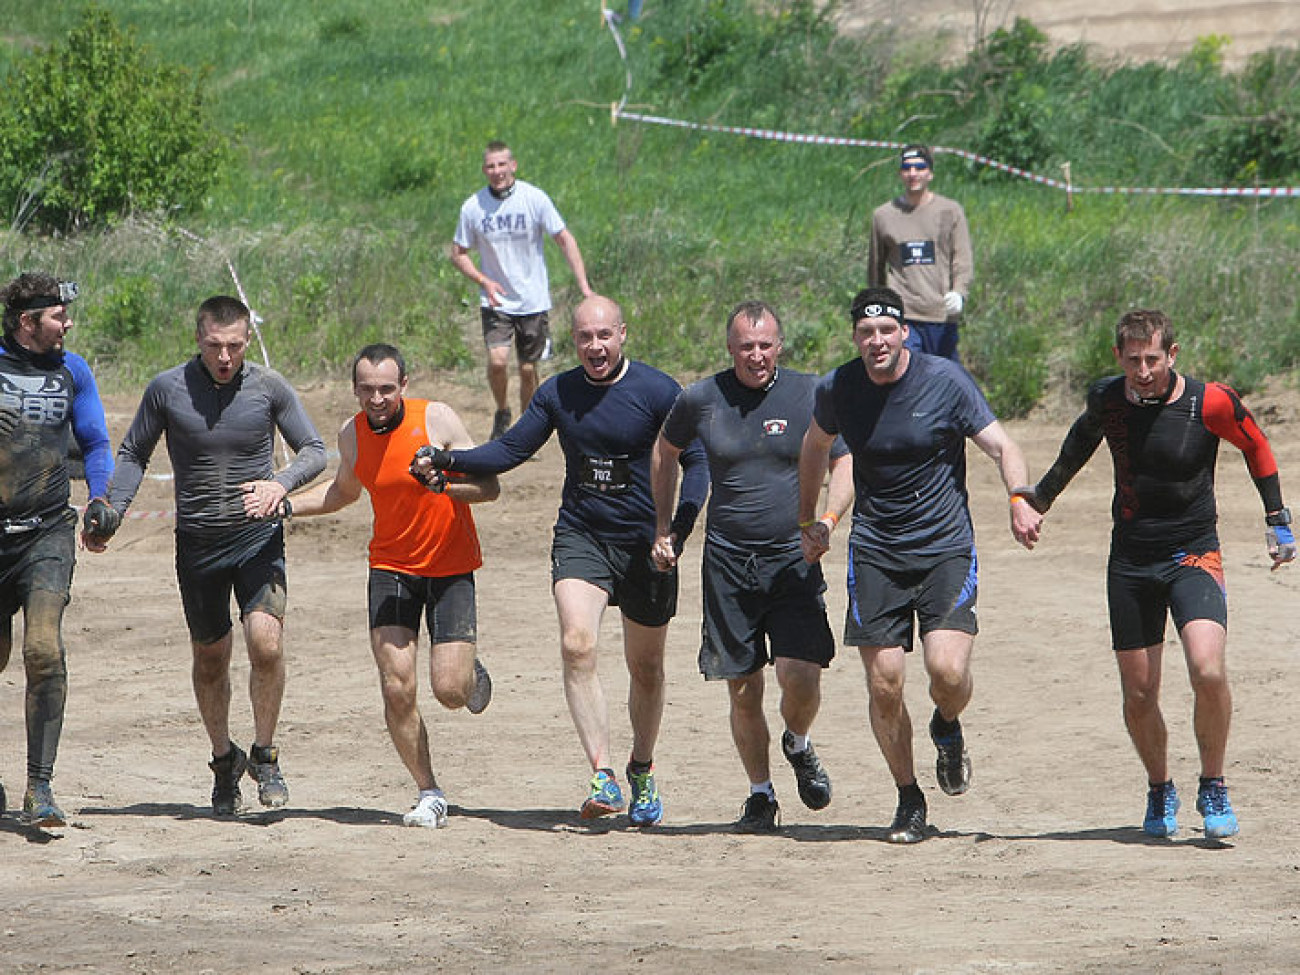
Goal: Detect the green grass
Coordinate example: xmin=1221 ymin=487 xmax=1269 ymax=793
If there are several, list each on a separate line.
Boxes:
xmin=2 ymin=0 xmax=1299 ymax=411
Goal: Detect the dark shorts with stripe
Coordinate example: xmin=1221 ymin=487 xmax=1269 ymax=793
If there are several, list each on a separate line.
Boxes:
xmin=1107 ymin=548 xmax=1227 ymax=651
xmin=844 ymin=546 xmax=978 ymax=650
xmin=0 ymin=508 xmax=76 ymax=619
xmin=480 ymin=307 xmax=550 ymax=363
xmin=699 ymin=540 xmax=835 ymax=680
xmin=551 ymin=524 xmax=677 ymax=627
xmin=175 ymin=524 xmax=287 ymax=645
xmin=367 ymin=568 xmax=477 ymax=644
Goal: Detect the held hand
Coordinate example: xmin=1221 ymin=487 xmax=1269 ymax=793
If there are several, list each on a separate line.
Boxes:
xmin=651 ymin=532 xmax=678 ymax=571
xmin=1267 ymin=524 xmax=1296 ymax=571
xmin=801 ymin=521 xmax=832 ymax=564
xmin=1011 ymin=486 xmax=1048 ymax=514
xmin=1010 ymin=496 xmax=1043 ymax=551
xmin=80 ymin=497 xmax=121 ymax=550
xmin=0 ymin=404 xmax=18 ymax=438
xmin=240 ymin=480 xmax=288 ymax=521
xmin=410 ymin=445 xmax=453 ymax=491
xmin=943 ymin=291 xmax=964 ymax=317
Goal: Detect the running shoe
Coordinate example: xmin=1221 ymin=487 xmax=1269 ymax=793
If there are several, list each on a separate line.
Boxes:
xmin=734 ymin=792 xmax=780 ymax=834
xmin=466 ymin=658 xmax=493 ymax=715
xmin=209 ymin=743 xmax=248 ymax=817
xmin=0 ymin=779 xmax=6 ymax=817
xmin=929 ymin=708 xmax=972 ymax=796
xmin=1143 ymin=780 xmax=1180 ymax=837
xmin=490 ymin=408 xmax=511 ymax=441
xmin=1196 ymin=779 xmax=1239 ymax=839
xmin=781 ymin=731 xmax=832 ymax=810
xmin=887 ymin=788 xmax=928 ymax=844
xmin=247 ymin=744 xmax=289 ymax=808
xmin=22 ymin=780 xmax=65 ymax=828
xmin=625 ymin=763 xmax=663 ymax=826
xmin=579 ymin=769 xmax=625 ymax=819
xmin=403 ymin=791 xmax=449 ymax=828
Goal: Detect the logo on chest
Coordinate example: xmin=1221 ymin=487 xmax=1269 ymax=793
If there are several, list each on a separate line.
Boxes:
xmin=762 ymin=418 xmax=788 ymax=436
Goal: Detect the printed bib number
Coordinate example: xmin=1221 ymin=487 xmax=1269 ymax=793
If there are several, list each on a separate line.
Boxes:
xmin=579 ymin=455 xmax=631 ymax=495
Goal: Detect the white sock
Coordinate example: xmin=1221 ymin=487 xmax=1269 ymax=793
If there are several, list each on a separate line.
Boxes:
xmin=750 ymin=781 xmax=776 ymax=801
xmin=418 ymin=788 xmax=445 ymax=801
xmin=785 ymin=731 xmax=810 ymax=753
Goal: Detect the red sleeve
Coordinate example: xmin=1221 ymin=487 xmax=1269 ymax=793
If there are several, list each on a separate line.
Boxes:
xmin=1202 ymin=382 xmax=1278 ymax=480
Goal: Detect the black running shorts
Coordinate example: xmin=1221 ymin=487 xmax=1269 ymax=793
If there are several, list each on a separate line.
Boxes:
xmin=367 ymin=569 xmax=477 ymax=644
xmin=1107 ymin=548 xmax=1227 ymax=651
xmin=551 ymin=524 xmax=677 ymax=627
xmin=175 ymin=524 xmax=287 ymax=645
xmin=699 ymin=540 xmax=835 ymax=680
xmin=844 ymin=546 xmax=978 ymax=650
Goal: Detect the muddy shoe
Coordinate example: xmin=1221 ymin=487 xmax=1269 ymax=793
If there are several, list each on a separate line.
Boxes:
xmin=23 ymin=780 xmax=65 ymax=828
xmin=247 ymin=744 xmax=289 ymax=808
xmin=209 ymin=743 xmax=248 ymax=817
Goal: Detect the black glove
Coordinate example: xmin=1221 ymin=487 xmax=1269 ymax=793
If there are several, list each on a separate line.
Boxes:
xmin=412 ymin=445 xmax=454 ymax=470
xmin=82 ymin=497 xmax=122 ymax=541
xmin=0 ymin=404 xmax=18 ymax=438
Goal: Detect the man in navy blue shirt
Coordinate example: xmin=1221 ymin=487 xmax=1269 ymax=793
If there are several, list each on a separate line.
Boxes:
xmin=422 ymin=295 xmax=707 ymax=825
xmin=798 ymin=287 xmax=1041 ymax=843
xmin=0 ymin=272 xmax=114 ymax=827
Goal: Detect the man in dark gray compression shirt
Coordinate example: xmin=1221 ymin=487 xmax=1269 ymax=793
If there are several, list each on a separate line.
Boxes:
xmin=88 ymin=296 xmax=325 ymax=816
xmin=652 ymin=300 xmax=852 ymax=834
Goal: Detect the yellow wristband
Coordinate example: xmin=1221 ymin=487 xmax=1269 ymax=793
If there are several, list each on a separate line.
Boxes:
xmin=798 ymin=518 xmax=817 ymax=528
xmin=820 ymin=512 xmax=839 ymax=528
xmin=1010 ymin=494 xmax=1029 ymax=506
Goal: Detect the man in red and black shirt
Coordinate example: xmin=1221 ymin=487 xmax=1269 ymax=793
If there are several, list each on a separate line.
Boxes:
xmin=1025 ymin=309 xmax=1294 ymax=840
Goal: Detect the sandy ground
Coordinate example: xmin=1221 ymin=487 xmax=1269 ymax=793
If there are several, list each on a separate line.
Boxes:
xmin=841 ymin=0 xmax=1300 ymax=66
xmin=0 ymin=369 xmax=1297 ymax=974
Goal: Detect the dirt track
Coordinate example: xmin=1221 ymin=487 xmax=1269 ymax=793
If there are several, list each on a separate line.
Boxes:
xmin=1 ymin=373 xmax=1297 ymax=973
xmin=842 ymin=0 xmax=1300 ymax=66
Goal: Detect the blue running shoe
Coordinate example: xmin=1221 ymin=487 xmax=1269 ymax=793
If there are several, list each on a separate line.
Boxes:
xmin=580 ymin=769 xmax=625 ymax=819
xmin=1196 ymin=779 xmax=1239 ymax=838
xmin=626 ymin=763 xmax=663 ymax=826
xmin=1143 ymin=780 xmax=1180 ymax=837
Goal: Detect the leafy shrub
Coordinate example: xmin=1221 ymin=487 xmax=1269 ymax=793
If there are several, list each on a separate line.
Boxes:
xmin=93 ymin=274 xmax=159 ymax=341
xmin=0 ymin=5 xmax=227 ymax=232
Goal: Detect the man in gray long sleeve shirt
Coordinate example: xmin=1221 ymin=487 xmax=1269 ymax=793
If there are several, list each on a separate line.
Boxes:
xmin=87 ymin=296 xmax=325 ymax=816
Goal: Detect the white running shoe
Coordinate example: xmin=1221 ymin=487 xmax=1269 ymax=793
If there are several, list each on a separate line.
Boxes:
xmin=403 ymin=791 xmax=448 ymax=828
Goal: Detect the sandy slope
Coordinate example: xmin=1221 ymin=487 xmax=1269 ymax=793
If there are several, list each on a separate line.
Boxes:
xmin=0 ymin=373 xmax=1296 ymax=973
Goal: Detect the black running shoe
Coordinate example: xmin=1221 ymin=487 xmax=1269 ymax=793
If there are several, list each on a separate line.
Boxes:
xmin=209 ymin=743 xmax=248 ymax=817
xmin=929 ymin=708 xmax=971 ymax=796
xmin=0 ymin=779 xmax=6 ymax=817
xmin=781 ymin=730 xmax=832 ymax=810
xmin=247 ymin=744 xmax=289 ymax=808
xmin=490 ymin=408 xmax=511 ymax=441
xmin=887 ymin=789 xmax=928 ymax=845
xmin=734 ymin=793 xmax=780 ymax=834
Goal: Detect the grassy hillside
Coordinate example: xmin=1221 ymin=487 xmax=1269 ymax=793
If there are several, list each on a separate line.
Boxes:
xmin=3 ymin=0 xmax=1299 ymax=411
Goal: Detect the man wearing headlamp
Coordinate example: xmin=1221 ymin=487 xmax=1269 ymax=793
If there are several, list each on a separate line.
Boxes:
xmin=0 ymin=272 xmax=113 ymax=828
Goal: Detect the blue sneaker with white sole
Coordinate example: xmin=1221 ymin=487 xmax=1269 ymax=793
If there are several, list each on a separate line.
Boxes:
xmin=1143 ymin=780 xmax=1180 ymax=837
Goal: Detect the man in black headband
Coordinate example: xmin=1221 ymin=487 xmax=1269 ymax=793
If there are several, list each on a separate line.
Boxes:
xmin=869 ymin=143 xmax=973 ymax=362
xmin=452 ymin=140 xmax=594 ymax=440
xmin=1022 ymin=309 xmax=1294 ymax=839
xmin=0 ymin=271 xmax=114 ymax=827
xmin=798 ymin=286 xmax=1041 ymax=844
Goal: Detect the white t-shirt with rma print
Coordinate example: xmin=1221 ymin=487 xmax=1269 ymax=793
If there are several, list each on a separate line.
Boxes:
xmin=454 ymin=179 xmax=567 ymax=316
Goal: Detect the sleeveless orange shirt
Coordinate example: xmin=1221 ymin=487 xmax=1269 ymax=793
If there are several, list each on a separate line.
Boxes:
xmin=353 ymin=398 xmax=482 ymax=577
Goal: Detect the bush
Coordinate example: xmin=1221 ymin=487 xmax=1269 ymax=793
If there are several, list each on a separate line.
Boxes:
xmin=0 ymin=5 xmax=227 ymax=232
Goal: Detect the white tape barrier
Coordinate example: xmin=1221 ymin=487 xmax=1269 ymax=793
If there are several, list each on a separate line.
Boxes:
xmin=600 ymin=10 xmax=1300 ymax=200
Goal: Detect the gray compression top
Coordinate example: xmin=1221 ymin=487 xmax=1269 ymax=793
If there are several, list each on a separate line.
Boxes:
xmin=109 ymin=358 xmax=326 ymax=537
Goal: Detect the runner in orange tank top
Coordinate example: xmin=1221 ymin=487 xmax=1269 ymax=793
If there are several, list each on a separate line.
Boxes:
xmin=291 ymin=344 xmax=500 ymax=828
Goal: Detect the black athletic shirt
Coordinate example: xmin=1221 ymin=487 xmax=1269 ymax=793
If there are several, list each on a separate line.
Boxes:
xmin=447 ymin=360 xmax=708 ymax=546
xmin=662 ymin=368 xmax=846 ymax=553
xmin=1034 ymin=374 xmax=1283 ymax=559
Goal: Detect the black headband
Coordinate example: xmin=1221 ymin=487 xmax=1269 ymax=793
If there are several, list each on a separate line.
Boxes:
xmin=853 ymin=300 xmax=904 ymax=324
xmin=10 ymin=281 xmax=78 ymax=312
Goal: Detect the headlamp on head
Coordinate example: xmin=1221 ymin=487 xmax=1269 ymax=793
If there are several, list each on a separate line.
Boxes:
xmin=12 ymin=280 xmax=78 ymax=312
